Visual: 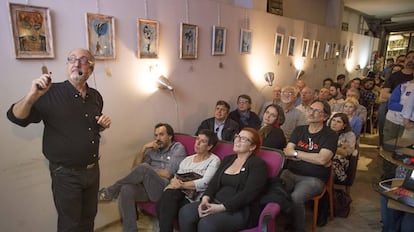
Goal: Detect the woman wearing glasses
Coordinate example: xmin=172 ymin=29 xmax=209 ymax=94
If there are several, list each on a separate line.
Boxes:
xmin=178 ymin=127 xmax=268 ymax=232
xmin=259 ymin=104 xmax=286 ymax=149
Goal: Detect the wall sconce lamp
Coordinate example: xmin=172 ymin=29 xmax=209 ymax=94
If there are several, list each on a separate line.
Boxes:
xmin=296 ymin=70 xmax=305 ymax=79
xmin=355 ymin=64 xmax=361 ymax=71
xmin=264 ymin=72 xmax=275 ymax=86
xmin=157 ymin=75 xmax=174 ymax=91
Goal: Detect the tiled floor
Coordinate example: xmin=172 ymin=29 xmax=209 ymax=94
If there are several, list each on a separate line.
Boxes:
xmin=97 ymin=134 xmax=383 ymax=232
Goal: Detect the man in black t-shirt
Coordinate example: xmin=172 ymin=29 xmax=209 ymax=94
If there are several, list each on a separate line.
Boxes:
xmin=281 ymin=100 xmax=338 ymax=231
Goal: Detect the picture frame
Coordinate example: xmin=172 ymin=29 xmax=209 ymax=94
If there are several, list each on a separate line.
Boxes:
xmin=138 ymin=19 xmax=159 ymax=58
xmin=8 ymin=3 xmax=54 ymax=59
xmin=342 ymin=44 xmax=348 ymax=59
xmin=86 ymin=13 xmax=116 ymax=60
xmin=274 ymin=33 xmax=284 ymax=55
xmin=180 ymin=23 xmax=198 ymax=59
xmin=287 ymin=36 xmax=296 ymax=56
xmin=212 ymin=26 xmax=226 ymax=56
xmin=323 ymin=43 xmax=330 ymax=60
xmin=240 ymin=28 xmax=252 ymax=54
xmin=311 ymin=40 xmax=320 ymax=59
xmin=301 ymin=38 xmax=310 ymax=57
xmin=348 ymin=40 xmax=353 ymax=59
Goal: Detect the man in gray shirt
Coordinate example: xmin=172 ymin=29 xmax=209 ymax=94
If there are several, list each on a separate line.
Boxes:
xmin=98 ymin=123 xmax=186 ymax=232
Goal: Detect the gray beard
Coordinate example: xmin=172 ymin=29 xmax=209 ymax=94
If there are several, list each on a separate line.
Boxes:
xmin=70 ymin=73 xmax=84 ymax=83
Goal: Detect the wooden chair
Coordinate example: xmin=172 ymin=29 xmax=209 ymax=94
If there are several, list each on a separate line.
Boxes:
xmin=311 ymin=166 xmax=334 ymax=232
xmin=136 ymin=133 xmax=286 ymax=232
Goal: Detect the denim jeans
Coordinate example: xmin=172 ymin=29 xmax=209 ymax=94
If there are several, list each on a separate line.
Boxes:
xmin=381 ymin=195 xmax=414 ymax=232
xmin=49 ymin=163 xmax=100 ymax=232
xmin=280 ymin=169 xmax=324 ymax=232
xmin=106 ymin=164 xmax=168 ymax=232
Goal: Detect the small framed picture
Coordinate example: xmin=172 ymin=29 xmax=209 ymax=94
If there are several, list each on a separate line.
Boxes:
xmin=348 ymin=40 xmax=353 ymax=59
xmin=301 ymin=38 xmax=310 ymax=57
xmin=311 ymin=40 xmax=320 ymax=59
xmin=180 ymin=23 xmax=198 ymax=59
xmin=138 ymin=19 xmax=159 ymax=59
xmin=8 ymin=3 xmax=54 ymax=59
xmin=86 ymin=13 xmax=116 ymax=60
xmin=342 ymin=44 xmax=348 ymax=59
xmin=212 ymin=26 xmax=226 ymax=56
xmin=323 ymin=43 xmax=330 ymax=60
xmin=240 ymin=28 xmax=252 ymax=54
xmin=287 ymin=36 xmax=296 ymax=56
xmin=274 ymin=33 xmax=284 ymax=55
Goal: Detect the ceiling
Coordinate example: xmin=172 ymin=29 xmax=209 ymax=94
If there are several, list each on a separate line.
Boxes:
xmin=344 ymin=0 xmax=414 ymax=33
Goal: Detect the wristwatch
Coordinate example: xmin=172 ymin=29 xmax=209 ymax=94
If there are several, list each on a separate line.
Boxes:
xmin=293 ymin=150 xmax=298 ymax=159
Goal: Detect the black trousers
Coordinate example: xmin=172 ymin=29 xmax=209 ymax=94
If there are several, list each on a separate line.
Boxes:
xmin=156 ymin=189 xmax=190 ymax=232
xmin=49 ymin=163 xmax=100 ymax=232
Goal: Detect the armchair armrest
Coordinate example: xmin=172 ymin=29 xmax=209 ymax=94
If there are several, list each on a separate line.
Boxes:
xmin=258 ymin=202 xmax=280 ymax=232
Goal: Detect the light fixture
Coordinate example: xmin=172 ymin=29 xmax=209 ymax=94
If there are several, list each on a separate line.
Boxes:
xmin=264 ymin=72 xmax=274 ymax=86
xmin=157 ymin=75 xmax=174 ymax=91
xmin=296 ymin=70 xmax=305 ymax=79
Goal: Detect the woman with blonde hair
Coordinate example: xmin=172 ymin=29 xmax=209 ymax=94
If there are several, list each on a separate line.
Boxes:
xmin=342 ymin=97 xmax=363 ymax=138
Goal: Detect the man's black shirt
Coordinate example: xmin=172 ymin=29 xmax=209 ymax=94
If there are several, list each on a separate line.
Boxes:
xmin=7 ymin=80 xmax=103 ymax=166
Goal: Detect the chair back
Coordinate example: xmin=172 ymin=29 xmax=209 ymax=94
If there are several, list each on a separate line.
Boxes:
xmin=174 ymin=133 xmax=196 ymax=155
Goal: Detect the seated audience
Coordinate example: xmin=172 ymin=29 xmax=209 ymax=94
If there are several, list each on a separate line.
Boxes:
xmin=294 ymin=79 xmax=306 ymax=106
xmin=178 ymin=127 xmax=268 ymax=232
xmin=359 ymin=77 xmax=377 ymax=117
xmin=336 ymin=74 xmax=346 ymax=89
xmin=342 ymin=77 xmax=361 ymax=96
xmin=157 ymin=129 xmax=221 ymax=232
xmin=196 ymin=100 xmax=239 ymax=142
xmin=281 ymin=100 xmax=338 ymax=231
xmin=322 ymin=78 xmax=334 ymax=89
xmin=328 ymin=113 xmax=356 ymax=183
xmin=317 ymin=87 xmax=331 ymax=101
xmin=259 ymin=104 xmax=286 ymax=149
xmin=332 ymin=88 xmax=367 ymax=122
xmin=229 ymin=94 xmax=261 ymax=130
xmin=259 ymin=85 xmax=282 ymax=117
xmin=342 ymin=97 xmax=363 ymax=139
xmin=98 ymin=123 xmax=186 ymax=232
xmin=280 ymin=86 xmax=307 ymax=140
xmin=296 ymin=86 xmax=314 ymax=114
xmin=328 ymin=82 xmax=344 ymax=109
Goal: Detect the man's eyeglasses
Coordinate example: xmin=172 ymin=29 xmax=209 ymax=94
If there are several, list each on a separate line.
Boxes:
xmin=234 ymin=134 xmax=251 ymax=143
xmin=67 ymin=55 xmax=92 ymax=65
xmin=306 ymin=107 xmax=325 ymax=115
xmin=238 ymin=101 xmax=250 ymax=105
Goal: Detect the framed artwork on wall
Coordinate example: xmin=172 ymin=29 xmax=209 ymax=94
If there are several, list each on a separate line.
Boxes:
xmin=86 ymin=13 xmax=116 ymax=60
xmin=311 ymin=40 xmax=320 ymax=59
xmin=212 ymin=26 xmax=226 ymax=56
xmin=180 ymin=23 xmax=198 ymax=59
xmin=301 ymin=38 xmax=310 ymax=57
xmin=9 ymin=3 xmax=54 ymax=59
xmin=287 ymin=36 xmax=296 ymax=56
xmin=274 ymin=33 xmax=284 ymax=55
xmin=323 ymin=43 xmax=330 ymax=60
xmin=348 ymin=40 xmax=353 ymax=59
xmin=342 ymin=44 xmax=348 ymax=59
xmin=138 ymin=19 xmax=159 ymax=58
xmin=240 ymin=28 xmax=252 ymax=54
